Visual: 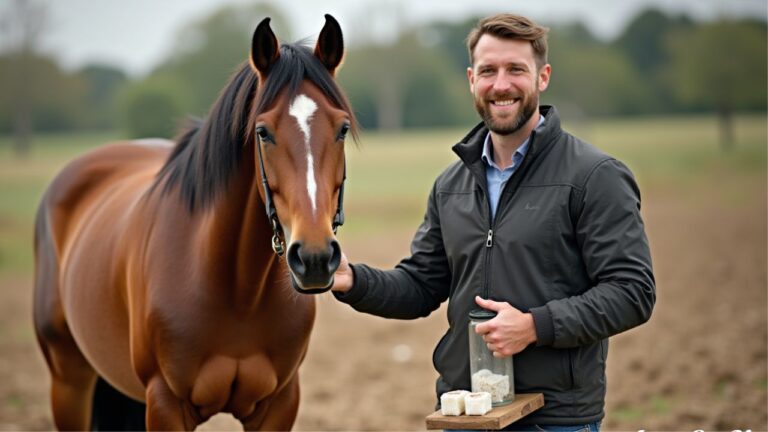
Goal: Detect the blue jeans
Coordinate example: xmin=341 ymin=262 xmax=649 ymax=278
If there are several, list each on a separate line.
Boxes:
xmin=448 ymin=421 xmax=601 ymax=432
xmin=503 ymin=421 xmax=601 ymax=431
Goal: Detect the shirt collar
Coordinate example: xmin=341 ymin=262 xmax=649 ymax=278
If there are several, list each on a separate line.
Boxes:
xmin=481 ymin=114 xmax=545 ymax=170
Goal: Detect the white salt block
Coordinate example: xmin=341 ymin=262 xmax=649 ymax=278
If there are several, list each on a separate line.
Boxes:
xmin=440 ymin=390 xmax=470 ymax=416
xmin=464 ymin=391 xmax=492 ymax=415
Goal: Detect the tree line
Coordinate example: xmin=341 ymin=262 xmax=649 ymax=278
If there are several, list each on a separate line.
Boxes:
xmin=0 ymin=3 xmax=765 ymax=154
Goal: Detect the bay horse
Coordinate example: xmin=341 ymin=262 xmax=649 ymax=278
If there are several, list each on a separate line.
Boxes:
xmin=33 ymin=15 xmax=356 ymax=430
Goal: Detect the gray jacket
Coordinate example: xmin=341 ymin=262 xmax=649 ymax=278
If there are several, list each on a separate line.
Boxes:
xmin=334 ymin=106 xmax=655 ymax=425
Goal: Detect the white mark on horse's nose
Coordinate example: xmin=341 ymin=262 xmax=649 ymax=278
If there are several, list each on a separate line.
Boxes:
xmin=288 ymin=94 xmax=319 ymax=214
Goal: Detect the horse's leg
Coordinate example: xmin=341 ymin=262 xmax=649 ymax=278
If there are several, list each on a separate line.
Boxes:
xmin=91 ymin=377 xmax=147 ymax=431
xmin=145 ymin=375 xmax=199 ymax=430
xmin=241 ymin=375 xmax=300 ymax=431
xmin=37 ymin=325 xmax=98 ymax=430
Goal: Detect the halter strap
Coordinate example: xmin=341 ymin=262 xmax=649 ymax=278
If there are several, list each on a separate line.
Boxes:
xmin=256 ymin=137 xmax=346 ymax=256
xmin=333 ymin=161 xmax=346 ymax=233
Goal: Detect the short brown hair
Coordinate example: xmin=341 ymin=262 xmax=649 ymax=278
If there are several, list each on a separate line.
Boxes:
xmin=466 ymin=14 xmax=549 ymax=68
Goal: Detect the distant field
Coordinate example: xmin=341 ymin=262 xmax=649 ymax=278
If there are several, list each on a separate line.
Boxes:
xmin=0 ymin=114 xmax=765 ymax=276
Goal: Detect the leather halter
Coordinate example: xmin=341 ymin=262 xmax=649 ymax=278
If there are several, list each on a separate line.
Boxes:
xmin=256 ymin=136 xmax=345 ymax=256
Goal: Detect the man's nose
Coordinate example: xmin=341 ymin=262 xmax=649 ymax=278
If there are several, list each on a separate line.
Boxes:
xmin=492 ymin=72 xmax=513 ymax=92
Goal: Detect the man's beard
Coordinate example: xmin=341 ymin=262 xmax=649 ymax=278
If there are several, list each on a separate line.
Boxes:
xmin=475 ymin=88 xmax=539 ymax=136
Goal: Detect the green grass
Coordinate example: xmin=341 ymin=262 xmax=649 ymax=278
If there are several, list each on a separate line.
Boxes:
xmin=755 ymin=377 xmax=768 ymax=391
xmin=578 ymin=114 xmax=767 ymax=187
xmin=4 ymin=393 xmax=22 ymax=410
xmin=0 ymin=114 xmax=765 ymax=277
xmin=649 ymin=395 xmax=672 ymax=415
xmin=612 ymin=405 xmax=644 ymax=422
xmin=612 ymin=395 xmax=675 ymax=423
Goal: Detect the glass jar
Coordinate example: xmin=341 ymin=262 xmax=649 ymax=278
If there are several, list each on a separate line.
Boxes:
xmin=468 ymin=308 xmax=515 ymax=406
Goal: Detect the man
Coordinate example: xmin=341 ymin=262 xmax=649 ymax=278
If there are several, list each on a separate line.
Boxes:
xmin=332 ymin=13 xmax=655 ymax=430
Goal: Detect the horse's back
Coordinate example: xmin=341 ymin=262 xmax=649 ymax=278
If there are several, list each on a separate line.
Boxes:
xmin=34 ymin=139 xmax=174 ymax=401
xmin=37 ymin=140 xmax=172 ymax=280
xmin=40 ymin=140 xmax=172 ymax=246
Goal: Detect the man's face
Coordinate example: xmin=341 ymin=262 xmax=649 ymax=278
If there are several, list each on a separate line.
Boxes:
xmin=467 ymin=35 xmax=551 ymax=135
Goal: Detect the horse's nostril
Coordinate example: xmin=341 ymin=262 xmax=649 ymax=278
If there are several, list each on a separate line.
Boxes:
xmin=288 ymin=239 xmax=340 ymax=289
xmin=328 ymin=239 xmax=341 ymax=273
xmin=287 ymin=242 xmax=306 ymax=276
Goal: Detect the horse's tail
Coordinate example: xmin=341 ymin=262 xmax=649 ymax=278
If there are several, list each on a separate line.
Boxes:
xmin=90 ymin=377 xmax=147 ymax=431
xmin=32 ymin=190 xmax=59 ymax=353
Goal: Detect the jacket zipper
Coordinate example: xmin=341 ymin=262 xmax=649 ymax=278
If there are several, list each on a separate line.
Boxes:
xmin=482 ymin=185 xmax=495 ymax=299
xmin=480 ymin=130 xmax=538 ymax=300
xmin=483 ymin=227 xmax=493 ymax=299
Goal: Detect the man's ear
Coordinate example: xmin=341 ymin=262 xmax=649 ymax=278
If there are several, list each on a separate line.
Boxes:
xmin=538 ymin=64 xmax=551 ymax=92
xmin=467 ymin=67 xmax=475 ymax=94
xmin=250 ymin=17 xmax=280 ymax=80
xmin=314 ymin=14 xmax=344 ymax=75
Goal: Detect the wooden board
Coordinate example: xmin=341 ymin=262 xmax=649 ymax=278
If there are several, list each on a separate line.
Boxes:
xmin=425 ymin=393 xmax=544 ymax=430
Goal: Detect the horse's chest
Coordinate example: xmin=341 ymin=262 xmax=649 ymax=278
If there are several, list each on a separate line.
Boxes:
xmin=148 ymin=299 xmax=314 ymax=419
xmin=175 ymin=353 xmax=280 ymax=420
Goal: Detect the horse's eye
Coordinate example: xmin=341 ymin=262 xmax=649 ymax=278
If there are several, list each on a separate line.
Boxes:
xmin=337 ymin=123 xmax=350 ymax=141
xmin=256 ymin=127 xmax=272 ymax=143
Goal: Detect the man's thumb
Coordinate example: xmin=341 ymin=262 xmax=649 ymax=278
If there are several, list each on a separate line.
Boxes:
xmin=475 ymin=296 xmax=507 ymax=312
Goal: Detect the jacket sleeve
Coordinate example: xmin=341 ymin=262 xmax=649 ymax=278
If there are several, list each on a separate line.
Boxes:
xmin=333 ymin=181 xmax=452 ymax=319
xmin=530 ymin=159 xmax=655 ymax=348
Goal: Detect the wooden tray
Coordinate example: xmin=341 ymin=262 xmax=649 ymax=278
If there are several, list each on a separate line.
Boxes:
xmin=425 ymin=393 xmax=544 ymax=430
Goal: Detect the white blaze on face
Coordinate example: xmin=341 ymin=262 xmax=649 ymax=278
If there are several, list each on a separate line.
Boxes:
xmin=288 ymin=94 xmax=319 ymax=214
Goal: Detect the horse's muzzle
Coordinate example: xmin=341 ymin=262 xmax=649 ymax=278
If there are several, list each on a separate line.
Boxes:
xmin=286 ymin=239 xmax=341 ymax=294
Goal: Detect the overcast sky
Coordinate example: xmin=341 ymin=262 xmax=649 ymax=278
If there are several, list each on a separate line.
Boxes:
xmin=14 ymin=0 xmax=768 ymax=76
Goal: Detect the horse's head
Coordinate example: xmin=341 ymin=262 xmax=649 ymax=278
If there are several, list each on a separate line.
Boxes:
xmin=248 ymin=16 xmax=355 ymax=294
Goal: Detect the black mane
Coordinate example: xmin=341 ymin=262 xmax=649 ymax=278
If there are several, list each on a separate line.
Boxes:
xmin=153 ymin=42 xmax=356 ymax=213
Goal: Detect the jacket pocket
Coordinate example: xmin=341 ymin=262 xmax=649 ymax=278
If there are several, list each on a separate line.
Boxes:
xmin=567 ymin=348 xmax=576 ymax=389
xmin=570 ymin=342 xmax=604 ymax=391
xmin=432 ymin=332 xmax=449 ymax=372
xmin=432 ymin=328 xmax=473 ymax=392
xmin=514 ymin=346 xmax=573 ymax=393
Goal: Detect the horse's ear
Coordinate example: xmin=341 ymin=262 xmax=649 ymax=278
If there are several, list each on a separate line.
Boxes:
xmin=314 ymin=14 xmax=344 ymax=75
xmin=250 ymin=17 xmax=280 ymax=79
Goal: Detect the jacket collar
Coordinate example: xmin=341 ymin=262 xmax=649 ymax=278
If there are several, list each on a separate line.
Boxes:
xmin=451 ymin=105 xmax=562 ymax=189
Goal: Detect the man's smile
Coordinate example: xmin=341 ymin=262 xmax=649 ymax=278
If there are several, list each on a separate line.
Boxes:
xmin=490 ymin=98 xmax=519 ymax=106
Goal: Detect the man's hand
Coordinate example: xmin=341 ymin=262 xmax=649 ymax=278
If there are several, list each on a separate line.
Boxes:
xmin=474 ymin=296 xmax=538 ymax=357
xmin=331 ymin=252 xmax=354 ymax=292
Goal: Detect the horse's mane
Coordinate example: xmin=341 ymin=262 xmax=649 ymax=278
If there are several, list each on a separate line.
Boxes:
xmin=153 ymin=42 xmax=357 ymax=213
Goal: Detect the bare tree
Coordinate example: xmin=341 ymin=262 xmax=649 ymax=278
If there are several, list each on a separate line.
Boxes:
xmin=0 ymin=0 xmax=48 ymax=158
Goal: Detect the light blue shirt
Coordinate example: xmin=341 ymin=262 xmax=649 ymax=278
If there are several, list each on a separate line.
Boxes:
xmin=481 ymin=115 xmax=545 ymax=221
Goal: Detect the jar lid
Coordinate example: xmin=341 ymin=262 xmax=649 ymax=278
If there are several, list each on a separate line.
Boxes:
xmin=469 ymin=308 xmax=497 ymax=320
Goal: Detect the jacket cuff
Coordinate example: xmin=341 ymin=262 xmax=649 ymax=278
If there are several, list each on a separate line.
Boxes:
xmin=530 ymin=305 xmax=555 ymax=347
xmin=332 ymin=263 xmax=368 ymax=305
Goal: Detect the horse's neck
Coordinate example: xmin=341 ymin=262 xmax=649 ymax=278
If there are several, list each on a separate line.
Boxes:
xmin=200 ymin=152 xmax=283 ymax=308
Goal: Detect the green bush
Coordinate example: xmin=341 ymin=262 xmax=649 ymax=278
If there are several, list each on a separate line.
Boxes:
xmin=116 ymin=77 xmax=187 ymax=139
